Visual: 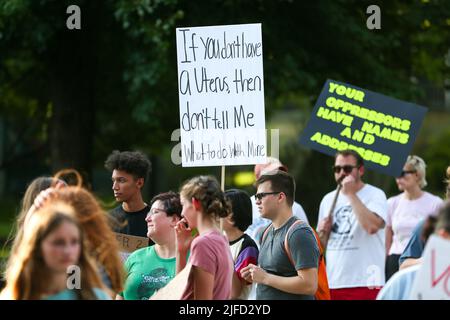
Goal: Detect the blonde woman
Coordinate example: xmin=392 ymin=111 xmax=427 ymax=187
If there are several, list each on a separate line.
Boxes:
xmin=385 ymin=155 xmax=443 ymax=280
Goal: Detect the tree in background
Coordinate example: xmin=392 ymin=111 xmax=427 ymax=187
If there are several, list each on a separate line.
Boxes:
xmin=0 ymin=0 xmax=448 ymax=215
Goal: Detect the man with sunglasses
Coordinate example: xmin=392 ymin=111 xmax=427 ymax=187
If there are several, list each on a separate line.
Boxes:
xmin=245 ymin=157 xmax=309 ymax=245
xmin=317 ymin=149 xmax=387 ymax=300
xmin=240 ymin=170 xmax=319 ymax=300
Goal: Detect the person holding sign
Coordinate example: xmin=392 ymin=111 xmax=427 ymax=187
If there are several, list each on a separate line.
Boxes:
xmin=116 ymin=191 xmax=183 ymax=300
xmin=105 ymin=150 xmax=151 ymax=239
xmin=385 ymin=155 xmax=443 ymax=281
xmin=377 ymin=200 xmax=450 ymax=300
xmin=240 ymin=170 xmax=319 ymax=300
xmin=317 ymin=149 xmax=387 ymax=300
xmin=222 ymin=189 xmax=259 ymax=300
xmin=1 ymin=202 xmax=110 ymax=300
xmin=175 ymin=176 xmax=234 ymax=300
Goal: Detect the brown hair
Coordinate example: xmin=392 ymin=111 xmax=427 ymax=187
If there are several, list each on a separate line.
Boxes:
xmin=421 ymin=200 xmax=450 ymax=242
xmin=256 ymin=170 xmax=296 ymax=207
xmin=2 ymin=202 xmax=105 ymax=299
xmin=180 ymin=176 xmax=231 ymax=219
xmin=51 ymin=187 xmax=124 ymax=293
xmin=150 ymin=191 xmax=182 ymax=218
xmin=335 ymin=149 xmax=364 ymax=167
xmin=5 ymin=177 xmax=64 ymax=264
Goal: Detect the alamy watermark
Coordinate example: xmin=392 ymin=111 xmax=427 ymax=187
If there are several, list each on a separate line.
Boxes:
xmin=366 ymin=5 xmax=381 ymax=30
xmin=66 ymin=5 xmax=81 ymax=30
xmin=66 ymin=265 xmax=81 ymax=290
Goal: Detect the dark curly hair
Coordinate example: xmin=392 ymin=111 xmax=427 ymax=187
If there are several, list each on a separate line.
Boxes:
xmin=150 ymin=191 xmax=182 ymax=219
xmin=104 ymin=150 xmax=151 ymax=182
xmin=180 ymin=176 xmax=231 ymax=219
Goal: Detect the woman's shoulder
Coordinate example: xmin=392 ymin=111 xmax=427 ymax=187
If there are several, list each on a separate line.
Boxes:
xmin=387 ymin=193 xmax=404 ymax=209
xmin=43 ymin=288 xmax=112 ymax=300
xmin=127 ymin=245 xmax=154 ymax=260
xmin=192 ymin=229 xmax=228 ymax=249
xmin=422 ymin=191 xmax=444 ymax=204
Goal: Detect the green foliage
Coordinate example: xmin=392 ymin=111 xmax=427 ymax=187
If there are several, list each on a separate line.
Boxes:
xmin=423 ymin=127 xmax=450 ymax=196
xmin=0 ymin=0 xmax=449 ymax=221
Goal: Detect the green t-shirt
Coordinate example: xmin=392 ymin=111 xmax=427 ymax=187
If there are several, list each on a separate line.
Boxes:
xmin=120 ymin=246 xmax=177 ymax=300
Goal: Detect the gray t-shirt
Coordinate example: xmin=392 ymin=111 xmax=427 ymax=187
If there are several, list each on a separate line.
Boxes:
xmin=256 ymin=216 xmax=319 ymax=300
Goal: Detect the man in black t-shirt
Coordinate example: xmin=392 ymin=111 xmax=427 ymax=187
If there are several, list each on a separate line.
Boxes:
xmin=105 ymin=150 xmax=151 ymax=239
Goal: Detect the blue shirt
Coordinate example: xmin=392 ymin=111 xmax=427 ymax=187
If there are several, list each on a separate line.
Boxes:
xmin=399 ymin=219 xmax=426 ymax=266
xmin=43 ymin=288 xmax=111 ymax=300
xmin=377 ymin=264 xmax=420 ymax=300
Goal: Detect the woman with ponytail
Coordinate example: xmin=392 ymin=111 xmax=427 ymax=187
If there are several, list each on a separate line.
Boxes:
xmin=175 ymin=175 xmax=234 ymax=300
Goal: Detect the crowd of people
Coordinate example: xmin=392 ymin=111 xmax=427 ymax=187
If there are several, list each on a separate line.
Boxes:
xmin=0 ymin=149 xmax=448 ymax=300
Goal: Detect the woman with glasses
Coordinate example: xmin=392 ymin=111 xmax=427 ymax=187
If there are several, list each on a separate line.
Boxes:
xmin=116 ymin=191 xmax=183 ymax=300
xmin=385 ymin=155 xmax=443 ymax=280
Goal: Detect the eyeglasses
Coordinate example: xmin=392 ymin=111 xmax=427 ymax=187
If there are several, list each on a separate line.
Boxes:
xmin=146 ymin=208 xmax=166 ymax=217
xmin=332 ymin=165 xmax=359 ymax=174
xmin=398 ymin=170 xmax=416 ymax=178
xmin=255 ymin=192 xmax=281 ymax=201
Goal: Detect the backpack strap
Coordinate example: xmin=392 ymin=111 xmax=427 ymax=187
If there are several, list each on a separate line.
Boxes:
xmin=284 ymin=219 xmax=325 ymax=265
xmin=283 ymin=219 xmax=304 ymax=267
xmin=260 ymin=223 xmax=273 ymax=246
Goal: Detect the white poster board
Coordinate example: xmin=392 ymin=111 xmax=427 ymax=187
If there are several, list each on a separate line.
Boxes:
xmin=410 ymin=235 xmax=450 ymax=300
xmin=176 ymin=23 xmax=266 ymax=167
xmin=150 ymin=263 xmax=192 ymax=300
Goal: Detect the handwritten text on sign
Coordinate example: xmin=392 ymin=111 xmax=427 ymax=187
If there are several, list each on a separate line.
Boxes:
xmin=176 ymin=24 xmax=266 ymax=167
xmin=410 ymin=235 xmax=450 ymax=300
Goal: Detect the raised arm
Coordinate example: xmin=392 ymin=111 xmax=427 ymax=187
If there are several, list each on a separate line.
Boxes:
xmin=174 ymin=218 xmax=193 ymax=274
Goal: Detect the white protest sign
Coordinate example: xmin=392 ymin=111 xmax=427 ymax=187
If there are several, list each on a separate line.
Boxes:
xmin=150 ymin=263 xmax=192 ymax=300
xmin=176 ymin=23 xmax=266 ymax=167
xmin=410 ymin=235 xmax=450 ymax=300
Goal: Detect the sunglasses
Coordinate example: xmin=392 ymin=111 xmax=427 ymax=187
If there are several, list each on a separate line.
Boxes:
xmin=332 ymin=165 xmax=359 ymax=174
xmin=254 ymin=192 xmax=281 ymax=201
xmin=398 ymin=170 xmax=416 ymax=178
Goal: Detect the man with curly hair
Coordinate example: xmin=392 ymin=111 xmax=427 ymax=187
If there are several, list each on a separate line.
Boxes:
xmin=105 ymin=150 xmax=152 ymax=238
